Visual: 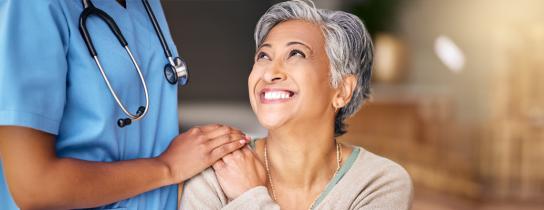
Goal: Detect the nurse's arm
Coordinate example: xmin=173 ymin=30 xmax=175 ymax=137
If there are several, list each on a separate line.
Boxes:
xmin=0 ymin=125 xmax=247 ymax=210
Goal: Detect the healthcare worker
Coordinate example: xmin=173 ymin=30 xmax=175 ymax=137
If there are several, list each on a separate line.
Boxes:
xmin=0 ymin=0 xmax=248 ymax=209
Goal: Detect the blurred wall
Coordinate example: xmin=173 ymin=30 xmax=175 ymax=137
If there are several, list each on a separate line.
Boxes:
xmin=162 ymin=0 xmax=270 ymax=103
xmin=396 ymin=0 xmax=544 ymax=125
xmin=345 ymin=0 xmax=544 ymax=203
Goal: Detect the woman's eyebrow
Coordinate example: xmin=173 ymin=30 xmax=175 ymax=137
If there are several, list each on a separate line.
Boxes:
xmin=258 ymin=41 xmax=313 ymax=53
xmin=287 ymin=41 xmax=313 ymax=53
xmin=258 ymin=43 xmax=272 ymax=51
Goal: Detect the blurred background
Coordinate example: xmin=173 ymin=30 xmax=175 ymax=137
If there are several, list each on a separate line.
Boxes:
xmin=162 ymin=0 xmax=544 ymax=209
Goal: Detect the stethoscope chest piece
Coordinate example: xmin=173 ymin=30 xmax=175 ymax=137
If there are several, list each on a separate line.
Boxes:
xmin=164 ymin=57 xmax=188 ymax=86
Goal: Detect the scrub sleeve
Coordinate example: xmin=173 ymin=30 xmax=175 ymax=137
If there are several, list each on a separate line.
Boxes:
xmin=0 ymin=0 xmax=69 ymax=134
xmin=0 ymin=1 xmax=69 ymax=209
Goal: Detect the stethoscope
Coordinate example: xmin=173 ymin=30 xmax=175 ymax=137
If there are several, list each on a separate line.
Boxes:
xmin=79 ymin=0 xmax=188 ymax=128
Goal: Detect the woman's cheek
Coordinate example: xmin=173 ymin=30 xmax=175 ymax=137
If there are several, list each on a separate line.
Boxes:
xmin=248 ymin=67 xmax=260 ymax=110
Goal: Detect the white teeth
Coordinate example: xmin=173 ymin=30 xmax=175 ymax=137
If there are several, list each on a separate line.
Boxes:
xmin=282 ymin=93 xmax=289 ymax=99
xmin=264 ymin=91 xmax=291 ymax=100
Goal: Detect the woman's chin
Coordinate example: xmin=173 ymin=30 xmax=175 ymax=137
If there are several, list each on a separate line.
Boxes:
xmin=256 ymin=113 xmax=289 ymax=130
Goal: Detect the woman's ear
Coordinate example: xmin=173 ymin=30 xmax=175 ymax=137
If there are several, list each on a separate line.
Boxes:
xmin=332 ymin=75 xmax=357 ymax=109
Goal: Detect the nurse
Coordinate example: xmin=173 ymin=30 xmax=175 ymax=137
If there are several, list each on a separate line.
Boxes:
xmin=0 ymin=0 xmax=247 ymax=209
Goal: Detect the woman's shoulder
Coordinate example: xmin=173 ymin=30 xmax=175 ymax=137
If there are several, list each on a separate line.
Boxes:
xmin=180 ymin=168 xmax=228 ymax=209
xmin=352 ymin=146 xmax=412 ymax=182
xmin=316 ymin=146 xmax=413 ymax=209
xmin=184 ymin=167 xmax=223 ymax=193
xmin=345 ymin=146 xmax=413 ymax=208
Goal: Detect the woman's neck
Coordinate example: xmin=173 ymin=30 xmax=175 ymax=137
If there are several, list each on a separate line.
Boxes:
xmin=263 ymin=126 xmax=338 ymax=189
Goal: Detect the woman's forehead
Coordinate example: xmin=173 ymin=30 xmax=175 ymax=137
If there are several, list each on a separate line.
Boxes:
xmin=262 ymin=20 xmax=325 ymax=50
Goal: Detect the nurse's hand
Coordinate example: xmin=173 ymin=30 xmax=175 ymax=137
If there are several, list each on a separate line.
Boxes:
xmin=212 ymin=146 xmax=267 ymax=200
xmin=157 ymin=124 xmax=249 ymax=183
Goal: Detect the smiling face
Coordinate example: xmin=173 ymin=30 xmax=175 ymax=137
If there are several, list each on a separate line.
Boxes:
xmin=248 ymin=20 xmax=338 ymax=131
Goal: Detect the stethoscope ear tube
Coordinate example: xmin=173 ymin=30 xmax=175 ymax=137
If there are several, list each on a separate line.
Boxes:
xmin=117 ymin=106 xmax=146 ymax=127
xmin=79 ymin=0 xmax=128 ymax=56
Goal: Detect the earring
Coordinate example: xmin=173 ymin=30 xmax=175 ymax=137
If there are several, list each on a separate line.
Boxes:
xmin=333 ymin=102 xmax=343 ymax=112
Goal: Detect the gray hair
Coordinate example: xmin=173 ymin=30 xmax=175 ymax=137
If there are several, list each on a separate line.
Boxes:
xmin=254 ymin=0 xmax=374 ymax=136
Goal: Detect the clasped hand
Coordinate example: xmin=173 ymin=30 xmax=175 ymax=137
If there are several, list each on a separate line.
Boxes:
xmin=157 ymin=124 xmax=250 ymax=183
xmin=213 ymin=146 xmax=267 ymax=200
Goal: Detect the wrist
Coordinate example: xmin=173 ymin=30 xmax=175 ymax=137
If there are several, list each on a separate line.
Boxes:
xmin=153 ymin=156 xmax=182 ymax=185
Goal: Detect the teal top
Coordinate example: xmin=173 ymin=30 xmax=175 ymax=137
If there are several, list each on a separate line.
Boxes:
xmin=249 ymin=139 xmax=361 ymax=209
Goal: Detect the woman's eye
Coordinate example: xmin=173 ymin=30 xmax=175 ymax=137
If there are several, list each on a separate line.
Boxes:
xmin=289 ymin=49 xmax=306 ymax=58
xmin=256 ymin=52 xmax=270 ymax=61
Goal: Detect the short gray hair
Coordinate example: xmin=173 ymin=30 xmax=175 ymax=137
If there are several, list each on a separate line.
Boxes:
xmin=254 ymin=0 xmax=373 ymax=136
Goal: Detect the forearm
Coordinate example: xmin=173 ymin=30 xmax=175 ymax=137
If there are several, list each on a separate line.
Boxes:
xmin=5 ymin=156 xmax=173 ymax=210
xmin=1 ymin=125 xmax=247 ymax=210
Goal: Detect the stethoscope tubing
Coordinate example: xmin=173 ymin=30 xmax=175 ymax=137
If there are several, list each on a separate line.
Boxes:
xmin=79 ymin=0 xmax=128 ymax=57
xmin=79 ymin=0 xmax=150 ymax=123
xmin=142 ymin=0 xmax=173 ymax=60
xmin=92 ymin=48 xmax=150 ymax=121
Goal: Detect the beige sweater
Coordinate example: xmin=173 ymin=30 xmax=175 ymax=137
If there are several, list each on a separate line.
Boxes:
xmin=180 ymin=146 xmax=413 ymax=210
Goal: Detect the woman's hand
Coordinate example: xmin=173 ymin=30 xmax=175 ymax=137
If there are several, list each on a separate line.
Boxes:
xmin=157 ymin=124 xmax=249 ymax=183
xmin=213 ymin=146 xmax=267 ymax=200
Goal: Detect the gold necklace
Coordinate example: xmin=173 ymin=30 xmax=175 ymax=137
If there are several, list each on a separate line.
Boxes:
xmin=264 ymin=142 xmax=342 ymax=210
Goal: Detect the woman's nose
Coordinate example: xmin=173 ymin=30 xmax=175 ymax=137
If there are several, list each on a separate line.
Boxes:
xmin=263 ymin=63 xmax=287 ymax=83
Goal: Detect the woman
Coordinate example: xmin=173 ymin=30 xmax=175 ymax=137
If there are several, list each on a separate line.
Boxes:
xmin=180 ymin=0 xmax=413 ymax=209
xmin=0 ymin=0 xmax=248 ymax=209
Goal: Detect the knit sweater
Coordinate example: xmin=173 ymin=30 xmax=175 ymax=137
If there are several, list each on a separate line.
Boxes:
xmin=180 ymin=146 xmax=413 ymax=210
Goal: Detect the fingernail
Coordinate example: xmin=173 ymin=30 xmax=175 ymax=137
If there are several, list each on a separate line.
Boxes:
xmin=239 ymin=139 xmax=246 ymax=144
xmin=245 ymin=135 xmax=251 ymax=140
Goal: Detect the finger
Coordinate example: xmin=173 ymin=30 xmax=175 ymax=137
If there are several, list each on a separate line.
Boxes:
xmin=198 ymin=124 xmax=223 ymax=132
xmin=186 ymin=126 xmax=202 ymax=135
xmin=220 ymin=151 xmax=235 ymax=163
xmin=204 ymin=126 xmax=242 ymax=140
xmin=249 ymin=151 xmax=266 ymax=175
xmin=242 ymin=147 xmax=260 ymax=164
xmin=222 ymin=149 xmax=246 ymax=165
xmin=212 ymin=159 xmax=226 ymax=171
xmin=242 ymin=145 xmax=259 ymax=156
xmin=245 ymin=146 xmax=265 ymax=165
xmin=209 ymin=140 xmax=246 ymax=163
xmin=232 ymin=149 xmax=244 ymax=159
xmin=241 ymin=147 xmax=253 ymax=157
xmin=255 ymin=160 xmax=267 ymax=179
xmin=206 ymin=133 xmax=247 ymax=150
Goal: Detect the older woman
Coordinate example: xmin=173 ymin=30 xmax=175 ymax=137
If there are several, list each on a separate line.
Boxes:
xmin=180 ymin=0 xmax=413 ymax=209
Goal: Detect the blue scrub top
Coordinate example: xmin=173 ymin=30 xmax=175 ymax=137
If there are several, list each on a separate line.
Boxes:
xmin=0 ymin=0 xmax=180 ymax=209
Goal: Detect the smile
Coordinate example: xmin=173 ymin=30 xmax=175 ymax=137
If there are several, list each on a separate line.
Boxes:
xmin=259 ymin=89 xmax=296 ymax=104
